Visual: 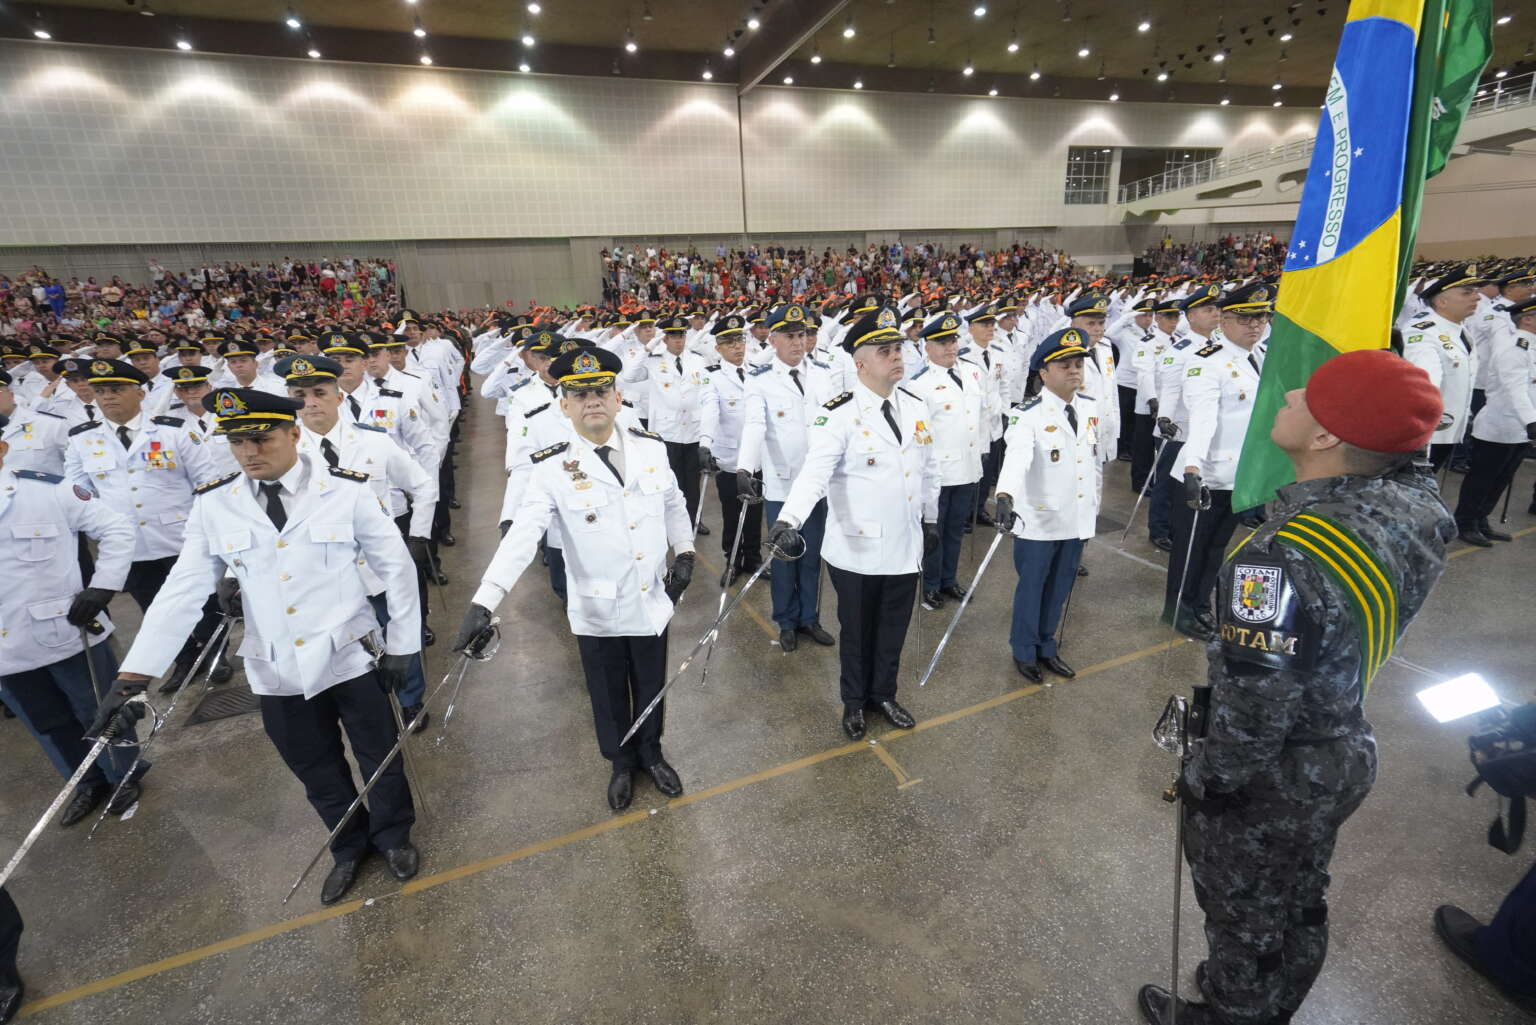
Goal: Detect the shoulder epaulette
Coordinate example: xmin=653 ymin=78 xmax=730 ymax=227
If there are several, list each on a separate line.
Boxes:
xmin=33 ymin=409 xmax=64 ymax=419
xmin=507 ymin=377 xmax=532 ymax=392
xmin=531 ymin=441 xmax=569 ymax=463
xmin=67 ymin=421 xmax=102 ymax=437
xmin=167 ymin=402 xmax=186 ymax=412
xmin=194 ymin=471 xmax=240 ymax=495
xmin=823 ymin=391 xmax=854 ymax=410
xmin=1412 ymin=320 xmax=1434 ymax=330
xmin=705 ymin=363 xmax=721 ymax=372
xmin=621 ymin=398 xmax=635 ymax=408
xmin=11 ymin=469 xmax=63 ymax=484
xmin=378 ymin=387 xmax=403 ymax=398
xmin=523 ymin=402 xmax=550 ymax=418
xmin=1016 ymin=395 xmax=1043 ymax=411
xmin=648 ymin=351 xmax=663 ymax=359
xmin=897 ymin=386 xmax=919 ymax=402
xmin=328 ymin=465 xmax=369 ymax=483
xmin=353 ymin=423 xmax=386 ymax=433
xmin=910 ymin=366 xmax=930 ymax=379
xmin=1078 ymin=393 xmax=1097 ymax=403
xmin=957 ymin=346 xmax=972 ymax=357
xmin=749 ymin=364 xmax=774 ymax=376
xmin=1195 ymin=344 xmax=1223 ymax=358
xmin=400 ymin=369 xmax=421 ymax=379
xmin=151 ymin=415 xmax=185 ymax=427
xmin=628 ymin=426 xmax=663 ymax=441
xmin=1171 ymin=338 xmax=1194 ymax=350
xmin=808 ymin=358 xmax=829 ymax=370
xmin=1518 ymin=338 xmax=1529 ymax=351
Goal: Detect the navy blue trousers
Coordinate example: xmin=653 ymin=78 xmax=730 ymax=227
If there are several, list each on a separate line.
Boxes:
xmin=764 ymin=498 xmax=826 ymax=631
xmin=1009 ymin=537 xmax=1084 ymax=663
xmin=1148 ymin=439 xmax=1183 ymax=543
xmin=0 ymin=641 xmax=139 ymax=788
xmin=1478 ymin=858 xmax=1536 ymax=997
xmin=923 ymin=482 xmax=977 ymax=592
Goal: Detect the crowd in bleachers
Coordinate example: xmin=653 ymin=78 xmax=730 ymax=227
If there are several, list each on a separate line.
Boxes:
xmin=1141 ymin=232 xmax=1289 ymax=278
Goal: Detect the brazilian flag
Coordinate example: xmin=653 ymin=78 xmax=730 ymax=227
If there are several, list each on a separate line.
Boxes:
xmin=1232 ymin=0 xmax=1492 ymax=511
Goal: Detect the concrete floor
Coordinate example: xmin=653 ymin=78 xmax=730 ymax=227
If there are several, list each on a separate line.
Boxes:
xmin=2 ymin=394 xmax=1533 ymax=1025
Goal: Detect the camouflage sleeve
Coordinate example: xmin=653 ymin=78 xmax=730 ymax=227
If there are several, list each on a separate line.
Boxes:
xmin=1184 ymin=544 xmax=1342 ymax=797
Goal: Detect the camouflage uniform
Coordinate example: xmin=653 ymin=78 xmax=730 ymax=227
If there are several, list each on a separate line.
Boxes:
xmin=1181 ymin=465 xmax=1456 ymax=1024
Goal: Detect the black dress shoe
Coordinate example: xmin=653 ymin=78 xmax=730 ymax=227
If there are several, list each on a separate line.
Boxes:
xmin=0 ymin=974 xmax=22 ymax=1025
xmin=1137 ymin=984 xmax=1222 ymax=1025
xmin=697 ymin=523 xmax=711 ymax=536
xmin=921 ymin=591 xmax=944 ymax=611
xmin=400 ymin=704 xmax=429 ymax=733
xmin=1481 ymin=521 xmax=1514 ymax=542
xmin=1040 ymin=655 xmax=1075 ymax=679
xmin=1151 ymin=536 xmax=1174 ymax=552
xmin=431 ymin=569 xmax=450 ymax=586
xmin=779 ymin=628 xmax=798 ymax=652
xmin=644 ymin=759 xmax=685 ymax=798
xmin=1451 ymin=460 xmax=1472 ymax=474
xmin=876 ymin=700 xmax=916 ymax=730
xmin=448 ymin=498 xmax=462 ymax=509
xmin=797 ymin=622 xmax=835 ymax=646
xmin=1014 ymin=659 xmax=1043 ymax=683
xmin=607 ymin=768 xmax=634 ymax=811
xmin=842 ymin=708 xmax=866 ymax=741
xmin=1435 ymin=905 xmax=1536 ymax=1014
xmin=107 ymin=780 xmax=141 ymax=815
xmin=438 ymin=534 xmax=457 ymax=547
xmin=59 ymin=783 xmax=107 ymax=828
xmin=974 ymin=510 xmax=996 ymax=527
xmin=158 ymin=661 xmax=193 ymax=694
xmin=939 ymin=584 xmax=968 ymax=601
xmin=422 ymin=627 xmax=435 ymax=647
xmin=1076 ymin=565 xmax=1089 ymax=577
xmin=1173 ymin=609 xmax=1217 ymax=642
xmin=208 ymin=654 xmax=235 ymax=684
xmin=384 ymin=843 xmax=420 ymax=881
xmin=1458 ymin=527 xmax=1494 ymax=547
xmin=320 ymin=858 xmax=362 ymax=904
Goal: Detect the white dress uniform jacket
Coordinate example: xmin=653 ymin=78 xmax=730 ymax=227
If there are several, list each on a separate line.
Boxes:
xmin=474 ymin=425 xmax=694 ymax=637
xmin=1176 ymin=336 xmax=1264 ymax=491
xmin=1137 ymin=327 xmax=1172 ymax=414
xmin=736 ymin=357 xmax=838 ymax=502
xmin=63 ymin=412 xmax=222 ymax=561
xmin=380 ymin=367 xmax=448 ymax=469
xmin=1469 ymin=293 xmax=1504 ymax=392
xmin=1403 ymin=311 xmax=1477 ymax=444
xmin=0 ymin=469 xmax=133 ymax=677
xmin=1473 ymin=329 xmax=1536 ymax=444
xmin=958 ymin=342 xmax=1008 ymax=442
xmin=119 ymin=455 xmax=421 ymax=699
xmin=699 ymin=359 xmax=751 ymax=468
xmin=1 ymin=407 xmax=70 ymax=476
xmin=1081 ymin=341 xmax=1119 ymax=461
xmin=620 ymin=347 xmax=713 ymax=444
xmin=997 ymin=391 xmax=1103 ymax=541
xmin=779 ymin=383 xmax=941 ymax=575
xmin=904 ymin=358 xmax=986 ymax=486
xmin=354 ymin=374 xmax=440 ymax=474
xmin=1155 ymin=334 xmax=1206 ymax=435
xmin=299 ymin=420 xmax=437 ymax=537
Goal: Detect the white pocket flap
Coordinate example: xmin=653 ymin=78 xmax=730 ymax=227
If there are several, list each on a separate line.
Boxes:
xmin=26 ymin=598 xmax=69 ymax=621
xmin=11 ymin=523 xmax=60 ymax=539
xmin=845 ymin=521 xmax=883 ymax=538
xmin=159 ymin=509 xmax=188 ymax=526
xmin=309 ymin=523 xmax=356 ymax=544
xmin=237 ymin=632 xmax=275 ymax=661
xmin=637 ymin=474 xmax=668 ymax=495
xmin=577 ymin=579 xmax=617 ymax=599
xmin=561 ymin=489 xmax=610 ymax=511
xmin=331 ymin=610 xmax=379 ymax=652
xmin=210 ymin=529 xmax=252 ymax=555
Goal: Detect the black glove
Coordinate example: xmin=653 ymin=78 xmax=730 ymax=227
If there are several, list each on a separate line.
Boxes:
xmin=377 ymin=653 xmax=413 ymax=695
xmin=1183 ymin=472 xmax=1210 ymax=510
xmin=700 ymin=446 xmax=718 ymax=473
xmin=1526 ymin=422 xmax=1536 ymax=442
xmin=1157 ymin=416 xmax=1180 ymax=440
xmin=215 ymin=576 xmax=242 ymax=617
xmin=406 ymin=536 xmax=431 ymax=568
xmin=453 ymin=604 xmax=495 ymax=653
xmin=922 ymin=521 xmax=940 ymax=554
xmin=768 ymin=519 xmax=802 ymax=558
xmin=664 ymin=552 xmax=695 ymax=603
xmin=66 ymin=587 xmax=114 ymax=627
xmin=993 ymin=493 xmax=1016 ymax=533
xmin=86 ymin=680 xmax=148 ymax=739
xmin=499 ymin=520 xmax=512 ymax=537
xmin=736 ymin=469 xmax=764 ymax=505
xmin=1147 ymin=397 xmax=1159 ymax=417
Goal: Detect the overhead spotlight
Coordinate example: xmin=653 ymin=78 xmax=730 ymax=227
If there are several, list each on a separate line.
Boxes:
xmin=974 ymin=4 xmax=988 ymax=16
xmin=517 ymin=61 xmax=530 ymax=72
xmin=723 ymin=42 xmax=736 ymax=57
xmin=989 ymin=86 xmax=998 ymax=95
xmin=842 ymin=17 xmax=856 ymax=39
xmin=963 ymin=62 xmax=975 ymax=76
xmin=783 ymin=74 xmax=794 ymax=84
xmin=1495 ymin=11 xmax=1512 ymax=26
xmin=527 ymin=2 xmax=541 ymax=13
xmin=419 ymin=53 xmax=433 ymax=64
xmin=1495 ymin=67 xmax=1509 ymax=78
xmin=747 ymin=16 xmax=761 ymax=30
xmin=32 ymin=25 xmax=52 ymax=40
xmin=175 ymin=36 xmax=193 ymax=50
xmin=624 ymin=28 xmax=638 ymax=53
xmin=1280 ymin=32 xmax=1293 ymax=41
xmin=1220 ymin=96 xmax=1230 ymax=105
xmin=307 ymin=46 xmax=321 ymax=58
xmin=1273 ymin=99 xmax=1282 ymax=106
xmin=1156 ymin=71 xmax=1168 ymax=81
xmin=642 ymin=1 xmax=654 ymax=21
xmin=1108 ymin=90 xmax=1119 ymax=101
xmin=702 ymin=60 xmax=713 ymax=80
xmin=1077 ymin=45 xmax=1090 ymax=58
xmin=1007 ymin=37 xmax=1020 ymax=53
xmin=1272 ymin=80 xmax=1282 ymax=89
xmin=405 ymin=0 xmax=417 ymax=4
xmin=927 ymin=26 xmax=936 ymax=44
xmin=811 ymin=43 xmax=822 ymax=64
xmin=285 ymin=8 xmax=302 ymax=30
xmin=522 ymin=33 xmax=536 ymax=46
xmin=853 ymin=78 xmax=863 ymax=89
xmin=1029 ymin=65 xmax=1041 ymax=80
xmin=1212 ymin=51 xmax=1225 ymax=62
xmin=413 ymin=16 xmax=427 ymax=38
xmin=1137 ymin=19 xmax=1152 ymax=33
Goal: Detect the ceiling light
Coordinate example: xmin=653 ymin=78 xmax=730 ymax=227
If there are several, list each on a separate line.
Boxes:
xmin=32 ymin=27 xmax=52 ymax=40
xmin=1273 ymin=99 xmax=1282 ymax=106
xmin=1029 ymin=66 xmax=1041 ymax=80
xmin=527 ymin=2 xmax=541 ymax=13
xmin=413 ymin=17 xmax=427 ymax=38
xmin=419 ymin=53 xmax=433 ymax=64
xmin=1495 ymin=12 xmax=1512 ymax=26
xmin=853 ymin=78 xmax=863 ymax=89
xmin=1272 ymin=80 xmax=1282 ymax=90
xmin=928 ymin=26 xmax=936 ymax=44
xmin=285 ymin=9 xmax=302 ymax=30
xmin=624 ymin=28 xmax=638 ymax=53
xmin=842 ymin=17 xmax=856 ymax=39
xmin=519 ymin=61 xmax=531 ymax=72
xmin=1219 ymin=96 xmax=1230 ymax=105
xmin=1212 ymin=52 xmax=1225 ymax=62
xmin=1109 ymin=91 xmax=1119 ymax=101
xmin=1078 ymin=46 xmax=1090 ymax=57
xmin=1280 ymin=31 xmax=1293 ymax=41
xmin=988 ymin=87 xmax=999 ymax=95
xmin=642 ymin=2 xmax=654 ymax=21
xmin=702 ymin=62 xmax=713 ymax=80
xmin=522 ymin=33 xmax=536 ymax=46
xmin=1495 ymin=68 xmax=1509 ymax=78
xmin=405 ymin=0 xmax=417 ymax=4
xmin=783 ymin=75 xmax=794 ymax=84
xmin=175 ymin=37 xmax=193 ymax=50
xmin=307 ymin=47 xmax=321 ymax=58
xmin=747 ymin=16 xmax=761 ymax=30
xmin=1156 ymin=71 xmax=1168 ymax=81
xmin=723 ymin=42 xmax=736 ymax=57
xmin=974 ymin=4 xmax=988 ymax=16
xmin=811 ymin=44 xmax=822 ymax=64
xmin=1137 ymin=19 xmax=1152 ymax=33
xmin=1007 ymin=38 xmax=1020 ymax=53
xmin=963 ymin=63 xmax=974 ymax=76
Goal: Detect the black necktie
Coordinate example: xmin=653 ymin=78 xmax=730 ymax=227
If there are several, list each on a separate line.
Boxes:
xmin=737 ymin=367 xmax=745 ymax=382
xmin=881 ymin=399 xmax=902 ymax=442
xmin=116 ymin=424 xmax=131 ymax=449
xmin=983 ymin=349 xmax=991 ymax=369
xmin=1065 ymin=404 xmax=1078 ymax=435
xmin=260 ymin=482 xmax=287 ymax=531
xmin=594 ymin=445 xmax=624 ymax=484
xmin=84 ymin=403 xmax=96 ymax=421
xmin=789 ymin=368 xmax=804 ymax=395
xmin=948 ymin=368 xmax=964 ymax=390
xmin=1459 ymin=331 xmax=1472 ymax=354
xmin=373 ymin=377 xmax=388 ymax=387
xmin=321 ymin=438 xmax=340 ymax=468
xmin=1247 ymin=353 xmax=1263 ymax=377
xmin=675 ymin=356 xmax=684 ymax=375
xmin=348 ymin=394 xmax=361 ymax=421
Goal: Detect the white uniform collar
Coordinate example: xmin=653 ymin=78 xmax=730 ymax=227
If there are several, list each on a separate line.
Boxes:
xmin=249 ymin=452 xmax=310 ymax=501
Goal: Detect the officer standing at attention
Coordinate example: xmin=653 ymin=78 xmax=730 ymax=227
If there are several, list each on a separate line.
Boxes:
xmin=1147 ymin=294 xmax=1201 ymax=551
xmin=1402 ymin=264 xmax=1485 ymax=469
xmin=959 ymin=302 xmax=1006 ymax=526
xmin=1063 ymin=294 xmax=1120 ymax=463
xmin=1137 ymin=349 xmax=1455 ymax=1025
xmin=1164 ymin=284 xmax=1271 ymax=639
xmin=0 ymin=417 xmax=143 ymax=826
xmin=699 ymin=315 xmax=763 ymax=583
xmin=0 ymin=371 xmax=71 ymax=475
xmin=456 ymin=347 xmax=695 ymax=812
xmin=619 ymin=315 xmax=713 ymax=532
xmin=992 ymin=330 xmax=1101 ymax=683
xmin=1453 ymin=296 xmax=1536 ymax=544
xmin=905 ymin=312 xmax=986 ymax=610
xmin=736 ymin=303 xmax=838 ymax=652
xmin=88 ymin=388 xmax=423 ymax=906
xmin=769 ymin=307 xmax=939 ymax=740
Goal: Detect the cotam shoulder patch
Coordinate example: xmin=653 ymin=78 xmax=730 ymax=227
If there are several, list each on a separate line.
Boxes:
xmin=1231 ymin=564 xmax=1282 ymax=623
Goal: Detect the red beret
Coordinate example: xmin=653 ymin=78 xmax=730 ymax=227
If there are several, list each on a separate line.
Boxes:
xmin=1306 ymin=349 xmax=1442 ymax=453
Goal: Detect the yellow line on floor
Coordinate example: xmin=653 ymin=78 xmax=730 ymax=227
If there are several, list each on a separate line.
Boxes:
xmin=868 ymin=742 xmax=923 ymax=789
xmin=16 ymin=634 xmax=1190 ymax=1019
xmin=1448 ymin=524 xmax=1536 ymax=559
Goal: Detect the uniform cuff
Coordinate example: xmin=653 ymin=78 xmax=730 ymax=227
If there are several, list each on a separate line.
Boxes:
xmin=470 ymin=583 xmax=506 ymax=612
